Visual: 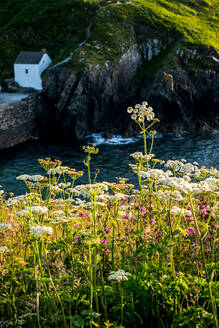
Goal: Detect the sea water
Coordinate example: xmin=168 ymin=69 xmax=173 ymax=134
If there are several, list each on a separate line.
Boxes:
xmin=0 ymin=131 xmax=218 ymax=195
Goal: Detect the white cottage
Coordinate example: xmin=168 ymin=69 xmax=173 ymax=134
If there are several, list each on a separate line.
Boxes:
xmin=14 ymin=50 xmax=52 ymax=90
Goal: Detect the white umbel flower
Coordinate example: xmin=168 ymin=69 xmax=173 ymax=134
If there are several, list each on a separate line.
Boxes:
xmin=24 ymin=206 xmax=48 ymax=215
xmin=171 ymin=206 xmax=192 ymax=216
xmin=110 ymin=193 xmax=128 ymax=201
xmin=28 ymin=175 xmax=45 ymax=182
xmin=16 ymin=174 xmax=31 ymax=181
xmin=30 ymin=225 xmax=53 ymax=237
xmin=47 ymin=167 xmax=62 ymax=175
xmin=6 ymin=195 xmax=26 ymax=206
xmin=0 ymin=246 xmax=9 ymax=253
xmin=0 ymin=223 xmax=12 ymax=231
xmin=58 ymin=182 xmax=71 ymax=188
xmin=108 ymin=269 xmax=131 ymax=282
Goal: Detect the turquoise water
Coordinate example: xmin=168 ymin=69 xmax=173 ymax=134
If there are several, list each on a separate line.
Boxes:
xmin=0 ymin=131 xmax=218 ymax=195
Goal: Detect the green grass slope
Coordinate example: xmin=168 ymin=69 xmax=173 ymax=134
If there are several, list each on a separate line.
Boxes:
xmin=0 ymin=0 xmax=218 ymax=81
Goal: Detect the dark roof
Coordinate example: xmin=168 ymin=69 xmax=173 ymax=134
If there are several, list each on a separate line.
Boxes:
xmin=15 ymin=51 xmax=44 ymax=64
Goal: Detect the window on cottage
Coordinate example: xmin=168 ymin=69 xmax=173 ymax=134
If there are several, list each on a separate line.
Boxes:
xmin=25 ymin=69 xmax=28 ymax=74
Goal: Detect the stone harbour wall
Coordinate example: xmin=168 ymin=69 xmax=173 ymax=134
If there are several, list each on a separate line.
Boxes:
xmin=0 ymin=95 xmax=39 ymax=150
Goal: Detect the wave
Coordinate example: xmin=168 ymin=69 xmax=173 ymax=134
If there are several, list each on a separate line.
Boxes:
xmin=85 ymin=133 xmax=139 ymax=145
xmin=85 ymin=132 xmax=163 ymax=145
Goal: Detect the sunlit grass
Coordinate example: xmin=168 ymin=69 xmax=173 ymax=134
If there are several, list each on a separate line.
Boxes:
xmin=0 ymin=0 xmax=218 ymax=80
xmin=136 ymin=0 xmax=218 ymax=50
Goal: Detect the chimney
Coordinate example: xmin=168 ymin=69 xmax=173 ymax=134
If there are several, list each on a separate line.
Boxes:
xmin=41 ymin=48 xmax=47 ymax=54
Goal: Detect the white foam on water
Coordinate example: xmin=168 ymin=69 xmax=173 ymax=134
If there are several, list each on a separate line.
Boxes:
xmin=86 ymin=133 xmax=140 ymax=145
xmin=86 ymin=132 xmax=164 ymax=145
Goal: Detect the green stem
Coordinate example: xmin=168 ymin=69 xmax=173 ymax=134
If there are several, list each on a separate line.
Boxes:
xmin=143 ymin=121 xmax=147 ymax=156
xmin=112 ymin=225 xmax=115 ymax=270
xmin=49 ymin=270 xmax=67 ymax=328
xmin=119 ymin=283 xmax=124 ymax=326
xmin=87 ymin=155 xmax=91 ymax=185
xmin=89 ymin=244 xmax=93 ymax=312
xmin=168 ymin=199 xmax=176 ymax=279
xmin=149 ymin=134 xmax=154 ymax=155
xmin=189 ymin=195 xmax=218 ymax=327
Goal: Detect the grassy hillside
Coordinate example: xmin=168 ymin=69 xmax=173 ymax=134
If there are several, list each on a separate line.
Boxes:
xmin=0 ymin=0 xmax=218 ymax=81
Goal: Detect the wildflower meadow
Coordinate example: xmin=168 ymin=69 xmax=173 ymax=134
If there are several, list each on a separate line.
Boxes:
xmin=0 ymin=102 xmax=218 ymax=327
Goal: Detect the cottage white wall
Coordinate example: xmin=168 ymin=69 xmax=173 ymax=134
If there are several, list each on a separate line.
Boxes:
xmin=14 ymin=64 xmax=42 ymax=90
xmin=38 ymin=54 xmax=52 ymax=75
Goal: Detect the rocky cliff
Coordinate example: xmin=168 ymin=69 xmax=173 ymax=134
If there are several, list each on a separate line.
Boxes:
xmin=44 ymin=35 xmax=219 ymax=141
xmin=0 ymin=0 xmax=218 ymax=143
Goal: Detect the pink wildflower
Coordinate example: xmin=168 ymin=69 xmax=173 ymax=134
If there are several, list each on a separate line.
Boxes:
xmin=101 ymin=247 xmax=111 ymax=254
xmin=188 ymin=227 xmax=196 ymax=235
xmin=151 ymin=218 xmax=156 ymax=225
xmin=77 ymin=210 xmax=83 ymax=216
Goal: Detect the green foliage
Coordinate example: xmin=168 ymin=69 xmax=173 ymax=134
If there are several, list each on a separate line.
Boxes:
xmin=172 ymin=307 xmax=214 ymax=328
xmin=0 ymin=0 xmax=218 ymax=82
xmin=0 ymin=102 xmax=218 ymax=327
xmin=136 ymin=0 xmax=218 ymax=50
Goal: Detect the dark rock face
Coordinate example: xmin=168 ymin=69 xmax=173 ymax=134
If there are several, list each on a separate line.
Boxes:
xmin=44 ymin=41 xmax=219 ymax=141
xmin=46 ymin=44 xmax=142 ymax=140
xmin=142 ymin=65 xmax=219 ymax=133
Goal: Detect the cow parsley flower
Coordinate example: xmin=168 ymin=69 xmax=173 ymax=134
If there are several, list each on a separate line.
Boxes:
xmin=47 ymin=167 xmax=62 ymax=175
xmin=16 ymin=174 xmax=31 ymax=181
xmin=171 ymin=206 xmax=192 ymax=216
xmin=51 ymin=210 xmax=65 ymax=216
xmin=50 ymin=185 xmax=62 ymax=193
xmin=24 ymin=206 xmax=48 ymax=215
xmin=110 ymin=193 xmax=127 ymax=201
xmin=51 ymin=216 xmax=73 ymax=224
xmin=58 ymin=182 xmax=71 ymax=188
xmin=128 ymin=102 xmax=157 ymax=122
xmin=0 ymin=223 xmax=12 ymax=231
xmin=26 ymin=175 xmax=45 ymax=182
xmin=108 ymin=269 xmax=131 ymax=282
xmin=6 ymin=195 xmax=26 ymax=206
xmin=16 ymin=210 xmax=28 ymax=218
xmin=0 ymin=246 xmax=9 ymax=253
xmin=30 ymin=225 xmax=53 ymax=236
